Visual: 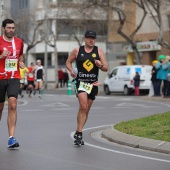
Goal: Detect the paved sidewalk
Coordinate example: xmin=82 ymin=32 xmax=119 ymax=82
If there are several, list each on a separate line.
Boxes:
xmin=102 ymin=96 xmax=170 ymax=154
xmin=102 ymin=127 xmax=170 ymax=154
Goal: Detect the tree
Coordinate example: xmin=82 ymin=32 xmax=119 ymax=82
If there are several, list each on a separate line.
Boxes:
xmin=146 ymin=0 xmax=170 ymax=50
xmin=15 ymin=15 xmax=45 ymax=66
xmin=82 ymin=0 xmax=149 ymax=64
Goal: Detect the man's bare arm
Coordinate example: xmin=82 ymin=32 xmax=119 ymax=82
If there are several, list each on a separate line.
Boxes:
xmin=94 ymin=48 xmax=108 ymax=72
xmin=66 ymin=48 xmax=79 ymax=78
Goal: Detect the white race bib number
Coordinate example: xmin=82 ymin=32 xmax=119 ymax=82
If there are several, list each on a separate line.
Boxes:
xmin=78 ymin=81 xmax=93 ymax=94
xmin=28 ymin=73 xmax=34 ymax=78
xmin=5 ymin=59 xmax=18 ymax=72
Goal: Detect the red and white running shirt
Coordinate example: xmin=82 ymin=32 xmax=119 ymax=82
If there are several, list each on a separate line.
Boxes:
xmin=0 ymin=35 xmax=24 ymax=79
xmin=27 ymin=67 xmax=35 ymax=81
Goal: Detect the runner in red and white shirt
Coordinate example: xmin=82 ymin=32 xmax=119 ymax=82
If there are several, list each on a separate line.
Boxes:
xmin=0 ymin=19 xmax=24 ymax=148
xmin=26 ymin=62 xmax=35 ymax=97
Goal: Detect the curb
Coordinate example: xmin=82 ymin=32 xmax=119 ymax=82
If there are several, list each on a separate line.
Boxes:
xmin=102 ymin=127 xmax=170 ymax=154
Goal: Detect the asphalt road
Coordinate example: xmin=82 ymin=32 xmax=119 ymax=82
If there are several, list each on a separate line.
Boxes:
xmin=0 ymin=89 xmax=170 ymax=170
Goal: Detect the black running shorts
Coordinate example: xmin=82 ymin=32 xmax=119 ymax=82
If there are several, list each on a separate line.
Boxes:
xmin=73 ymin=80 xmax=98 ymax=100
xmin=27 ymin=80 xmax=35 ymax=87
xmin=0 ymin=78 xmax=20 ymax=103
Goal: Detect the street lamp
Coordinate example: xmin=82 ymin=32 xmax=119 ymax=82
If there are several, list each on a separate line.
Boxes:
xmin=0 ymin=0 xmax=4 ymax=35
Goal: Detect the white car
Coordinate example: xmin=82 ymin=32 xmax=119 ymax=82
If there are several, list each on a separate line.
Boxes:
xmin=103 ymin=65 xmax=152 ymax=95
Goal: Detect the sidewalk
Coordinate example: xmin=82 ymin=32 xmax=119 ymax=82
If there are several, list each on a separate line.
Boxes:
xmin=102 ymin=127 xmax=170 ymax=154
xmin=102 ymin=96 xmax=170 ymax=154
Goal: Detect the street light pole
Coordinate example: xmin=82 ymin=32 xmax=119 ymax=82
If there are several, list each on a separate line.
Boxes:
xmin=0 ymin=0 xmax=4 ymax=35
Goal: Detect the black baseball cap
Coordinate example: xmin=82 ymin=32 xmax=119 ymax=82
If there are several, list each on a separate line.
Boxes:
xmin=85 ymin=30 xmax=96 ymax=38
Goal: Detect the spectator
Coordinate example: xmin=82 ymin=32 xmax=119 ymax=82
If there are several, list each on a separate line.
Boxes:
xmin=162 ymin=55 xmax=170 ymax=97
xmin=156 ymin=55 xmax=169 ymax=97
xmin=63 ymin=69 xmax=69 ymax=87
xmin=58 ymin=67 xmax=64 ymax=88
xmin=151 ymin=60 xmax=159 ymax=96
xmin=133 ymin=72 xmax=140 ymax=96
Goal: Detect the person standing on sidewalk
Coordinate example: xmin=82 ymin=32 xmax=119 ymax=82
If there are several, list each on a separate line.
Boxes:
xmin=63 ymin=69 xmax=69 ymax=87
xmin=0 ymin=19 xmax=24 ymax=148
xmin=133 ymin=72 xmax=140 ymax=96
xmin=66 ymin=30 xmax=108 ymax=145
xmin=58 ymin=67 xmax=64 ymax=88
xmin=151 ymin=60 xmax=159 ymax=96
xmin=156 ymin=55 xmax=169 ymax=97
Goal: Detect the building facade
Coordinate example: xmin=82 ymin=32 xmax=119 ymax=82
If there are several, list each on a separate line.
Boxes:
xmin=3 ymin=0 xmax=170 ymax=85
xmin=108 ymin=0 xmax=170 ymax=65
xmin=3 ymin=0 xmax=111 ymax=84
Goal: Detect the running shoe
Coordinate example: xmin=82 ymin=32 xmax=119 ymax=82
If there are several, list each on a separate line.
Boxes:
xmin=74 ymin=132 xmax=84 ymax=145
xmin=7 ymin=137 xmax=20 ymax=148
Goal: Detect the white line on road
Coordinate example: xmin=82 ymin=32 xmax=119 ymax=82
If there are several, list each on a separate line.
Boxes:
xmin=71 ymin=125 xmax=170 ymax=163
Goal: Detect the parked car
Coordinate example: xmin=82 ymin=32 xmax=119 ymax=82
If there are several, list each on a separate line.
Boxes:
xmin=103 ymin=65 xmax=152 ymax=95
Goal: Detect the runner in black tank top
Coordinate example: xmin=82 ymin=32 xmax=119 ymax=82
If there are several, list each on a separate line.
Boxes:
xmin=66 ymin=30 xmax=108 ymax=145
xmin=76 ymin=45 xmax=100 ymax=83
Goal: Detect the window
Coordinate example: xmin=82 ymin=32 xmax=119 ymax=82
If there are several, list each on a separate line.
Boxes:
xmin=58 ymin=53 xmax=68 ymax=67
xmin=110 ymin=69 xmax=118 ymax=77
xmin=19 ymin=0 xmax=29 ymax=9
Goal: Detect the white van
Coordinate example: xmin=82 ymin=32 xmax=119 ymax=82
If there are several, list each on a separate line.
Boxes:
xmin=103 ymin=65 xmax=152 ymax=95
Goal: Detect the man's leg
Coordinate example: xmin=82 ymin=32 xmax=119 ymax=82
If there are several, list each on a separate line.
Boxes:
xmin=77 ymin=92 xmax=89 ymax=132
xmin=7 ymin=97 xmax=17 ymax=137
xmin=38 ymin=81 xmax=43 ymax=98
xmin=0 ymin=102 xmax=5 ymax=121
xmin=74 ymin=93 xmax=94 ymax=145
xmin=34 ymin=81 xmax=38 ymax=95
xmin=6 ymin=79 xmax=20 ymax=148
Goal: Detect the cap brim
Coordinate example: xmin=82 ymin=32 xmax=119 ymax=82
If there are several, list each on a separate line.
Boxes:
xmin=85 ymin=35 xmax=96 ymax=38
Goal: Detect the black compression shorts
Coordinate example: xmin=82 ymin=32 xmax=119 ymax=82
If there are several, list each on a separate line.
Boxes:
xmin=73 ymin=80 xmax=98 ymax=100
xmin=0 ymin=78 xmax=20 ymax=103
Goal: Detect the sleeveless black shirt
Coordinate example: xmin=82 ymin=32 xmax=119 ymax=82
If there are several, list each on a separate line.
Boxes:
xmin=76 ymin=45 xmax=100 ymax=83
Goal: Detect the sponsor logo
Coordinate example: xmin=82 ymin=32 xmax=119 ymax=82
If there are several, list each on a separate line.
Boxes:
xmin=83 ymin=59 xmax=94 ymax=72
xmin=92 ymin=53 xmax=96 ymax=58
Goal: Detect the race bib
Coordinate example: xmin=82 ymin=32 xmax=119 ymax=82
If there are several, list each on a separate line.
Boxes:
xmin=78 ymin=81 xmax=93 ymax=94
xmin=5 ymin=59 xmax=18 ymax=72
xmin=28 ymin=73 xmax=34 ymax=78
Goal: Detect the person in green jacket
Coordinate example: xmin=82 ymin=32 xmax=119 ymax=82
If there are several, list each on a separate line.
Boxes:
xmin=156 ymin=55 xmax=169 ymax=97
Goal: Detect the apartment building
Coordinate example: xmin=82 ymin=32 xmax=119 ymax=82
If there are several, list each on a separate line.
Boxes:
xmin=108 ymin=0 xmax=170 ymax=65
xmin=2 ymin=0 xmax=112 ymax=83
xmin=3 ymin=0 xmax=169 ymax=84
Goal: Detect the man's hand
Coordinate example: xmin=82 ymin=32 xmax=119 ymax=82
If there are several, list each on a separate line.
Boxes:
xmin=0 ymin=48 xmax=9 ymax=59
xmin=94 ymin=59 xmax=103 ymax=68
xmin=70 ymin=70 xmax=77 ymax=78
xmin=19 ymin=61 xmax=25 ymax=69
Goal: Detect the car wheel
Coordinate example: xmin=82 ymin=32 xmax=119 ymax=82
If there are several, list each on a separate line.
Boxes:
xmin=124 ymin=86 xmax=130 ymax=95
xmin=104 ymin=85 xmax=111 ymax=95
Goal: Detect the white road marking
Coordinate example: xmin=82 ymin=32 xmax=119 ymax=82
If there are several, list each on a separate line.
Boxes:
xmin=42 ymin=102 xmax=70 ymax=107
xmin=71 ymin=125 xmax=170 ymax=163
xmin=21 ymin=109 xmax=44 ymax=112
xmin=52 ymin=108 xmax=73 ymax=111
xmin=115 ymin=102 xmax=159 ymax=108
xmin=17 ymin=100 xmax=28 ymax=106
